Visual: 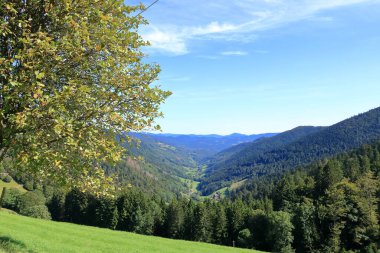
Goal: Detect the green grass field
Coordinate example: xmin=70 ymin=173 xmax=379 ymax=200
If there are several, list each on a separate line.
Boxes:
xmin=0 ymin=211 xmax=264 ymax=253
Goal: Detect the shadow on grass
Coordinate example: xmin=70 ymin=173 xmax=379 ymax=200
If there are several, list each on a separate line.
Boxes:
xmin=0 ymin=236 xmax=36 ymax=253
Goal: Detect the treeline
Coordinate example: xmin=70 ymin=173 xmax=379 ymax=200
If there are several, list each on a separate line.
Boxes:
xmin=1 ymin=186 xmax=293 ymax=252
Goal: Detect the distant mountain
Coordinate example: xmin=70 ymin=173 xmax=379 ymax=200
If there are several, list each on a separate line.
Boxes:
xmin=199 ymin=106 xmax=380 ymax=195
xmin=142 ymin=132 xmax=277 ymax=161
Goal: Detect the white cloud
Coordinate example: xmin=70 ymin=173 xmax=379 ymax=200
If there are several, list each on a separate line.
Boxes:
xmin=221 ymin=51 xmax=248 ymax=56
xmin=190 ymin=22 xmax=238 ymax=35
xmin=141 ymin=0 xmax=379 ymax=55
xmin=142 ymin=22 xmax=238 ymax=55
xmin=143 ymin=28 xmax=188 ymax=55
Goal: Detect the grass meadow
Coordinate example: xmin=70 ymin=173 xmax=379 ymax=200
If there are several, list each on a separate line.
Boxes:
xmin=0 ymin=211 xmax=264 ymax=253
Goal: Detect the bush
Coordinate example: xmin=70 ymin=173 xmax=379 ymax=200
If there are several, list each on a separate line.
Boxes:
xmin=0 ymin=173 xmax=6 ymax=180
xmin=23 ymin=181 xmax=34 ymax=191
xmin=237 ymin=228 xmax=252 ymax=248
xmin=1 ymin=188 xmax=22 ymax=210
xmin=2 ymin=175 xmax=12 ymax=183
xmin=20 ymin=205 xmax=51 ymax=220
xmin=16 ymin=190 xmax=51 ymax=220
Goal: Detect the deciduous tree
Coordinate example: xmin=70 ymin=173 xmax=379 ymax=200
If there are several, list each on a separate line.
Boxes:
xmin=0 ymin=0 xmax=170 ymax=194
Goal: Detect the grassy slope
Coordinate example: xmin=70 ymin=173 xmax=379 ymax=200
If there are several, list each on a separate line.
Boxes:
xmin=0 ymin=212 xmax=263 ymax=253
xmin=0 ymin=180 xmax=26 ymax=193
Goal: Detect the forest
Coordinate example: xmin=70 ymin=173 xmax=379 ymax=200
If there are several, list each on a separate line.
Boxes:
xmin=2 ymin=140 xmax=379 ymax=253
xmin=199 ymin=107 xmax=380 ymax=195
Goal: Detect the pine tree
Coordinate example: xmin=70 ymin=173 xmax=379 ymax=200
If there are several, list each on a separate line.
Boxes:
xmin=293 ymin=198 xmax=318 ymax=253
xmin=192 ymin=202 xmax=211 ymax=242
xmin=64 ymin=188 xmax=88 ymax=224
xmin=266 ymin=211 xmax=294 ymax=253
xmin=95 ymin=197 xmax=118 ymax=229
xmin=163 ymin=200 xmax=184 ymax=239
xmin=210 ymin=203 xmax=228 ymax=245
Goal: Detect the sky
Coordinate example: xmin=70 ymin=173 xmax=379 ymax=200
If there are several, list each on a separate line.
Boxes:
xmin=129 ymin=0 xmax=380 ymax=135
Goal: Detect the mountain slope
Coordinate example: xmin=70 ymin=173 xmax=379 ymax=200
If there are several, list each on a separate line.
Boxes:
xmin=204 ymin=126 xmax=325 ymax=173
xmin=104 ymin=134 xmax=200 ymax=200
xmin=199 ymin=106 xmax=380 ymax=195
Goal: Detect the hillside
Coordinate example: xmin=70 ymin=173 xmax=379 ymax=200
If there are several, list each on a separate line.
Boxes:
xmin=198 ymin=126 xmax=325 ymax=194
xmin=104 ymin=134 xmax=200 ymax=200
xmin=0 ymin=211 xmax=263 ymax=253
xmin=204 ymin=126 xmax=325 ymax=173
xmin=106 ymin=132 xmax=276 ymax=199
xmin=199 ymin=106 xmax=380 ymax=195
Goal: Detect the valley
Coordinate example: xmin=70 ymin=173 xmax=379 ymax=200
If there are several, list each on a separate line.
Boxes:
xmin=119 ymin=106 xmax=380 ymax=200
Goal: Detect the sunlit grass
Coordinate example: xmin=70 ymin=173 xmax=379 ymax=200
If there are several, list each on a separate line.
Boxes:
xmin=0 ymin=211 xmax=264 ymax=253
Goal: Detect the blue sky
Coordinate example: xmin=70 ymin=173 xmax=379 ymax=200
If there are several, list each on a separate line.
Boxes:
xmin=130 ymin=0 xmax=380 ymax=135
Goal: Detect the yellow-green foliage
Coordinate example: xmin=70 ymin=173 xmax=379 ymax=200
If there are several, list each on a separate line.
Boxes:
xmin=0 ymin=1 xmax=170 ymax=195
xmin=0 ymin=212 xmax=265 ymax=253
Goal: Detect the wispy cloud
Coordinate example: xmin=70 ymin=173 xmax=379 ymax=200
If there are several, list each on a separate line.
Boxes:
xmin=143 ymin=22 xmax=238 ymax=55
xmin=221 ymin=51 xmax=248 ymax=56
xmin=140 ymin=0 xmax=379 ymax=55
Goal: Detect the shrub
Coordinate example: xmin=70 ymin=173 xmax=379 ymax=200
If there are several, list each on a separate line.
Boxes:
xmin=23 ymin=181 xmax=34 ymax=191
xmin=0 ymin=173 xmax=6 ymax=180
xmin=20 ymin=205 xmax=51 ymax=220
xmin=2 ymin=175 xmax=12 ymax=183
xmin=16 ymin=191 xmax=51 ymax=220
xmin=2 ymin=188 xmax=22 ymax=210
xmin=237 ymin=228 xmax=252 ymax=248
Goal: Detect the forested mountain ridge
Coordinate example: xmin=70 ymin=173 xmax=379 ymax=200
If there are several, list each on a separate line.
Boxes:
xmin=198 ymin=126 xmax=326 ymax=194
xmin=199 ymin=106 xmax=380 ymax=195
xmin=203 ymin=126 xmax=325 ymax=174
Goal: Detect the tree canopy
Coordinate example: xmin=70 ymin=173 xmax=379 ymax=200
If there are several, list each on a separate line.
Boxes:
xmin=0 ymin=0 xmax=170 ymax=194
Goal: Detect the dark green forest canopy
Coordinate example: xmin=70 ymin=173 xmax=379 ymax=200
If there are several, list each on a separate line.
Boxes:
xmin=199 ymin=106 xmax=380 ymax=195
